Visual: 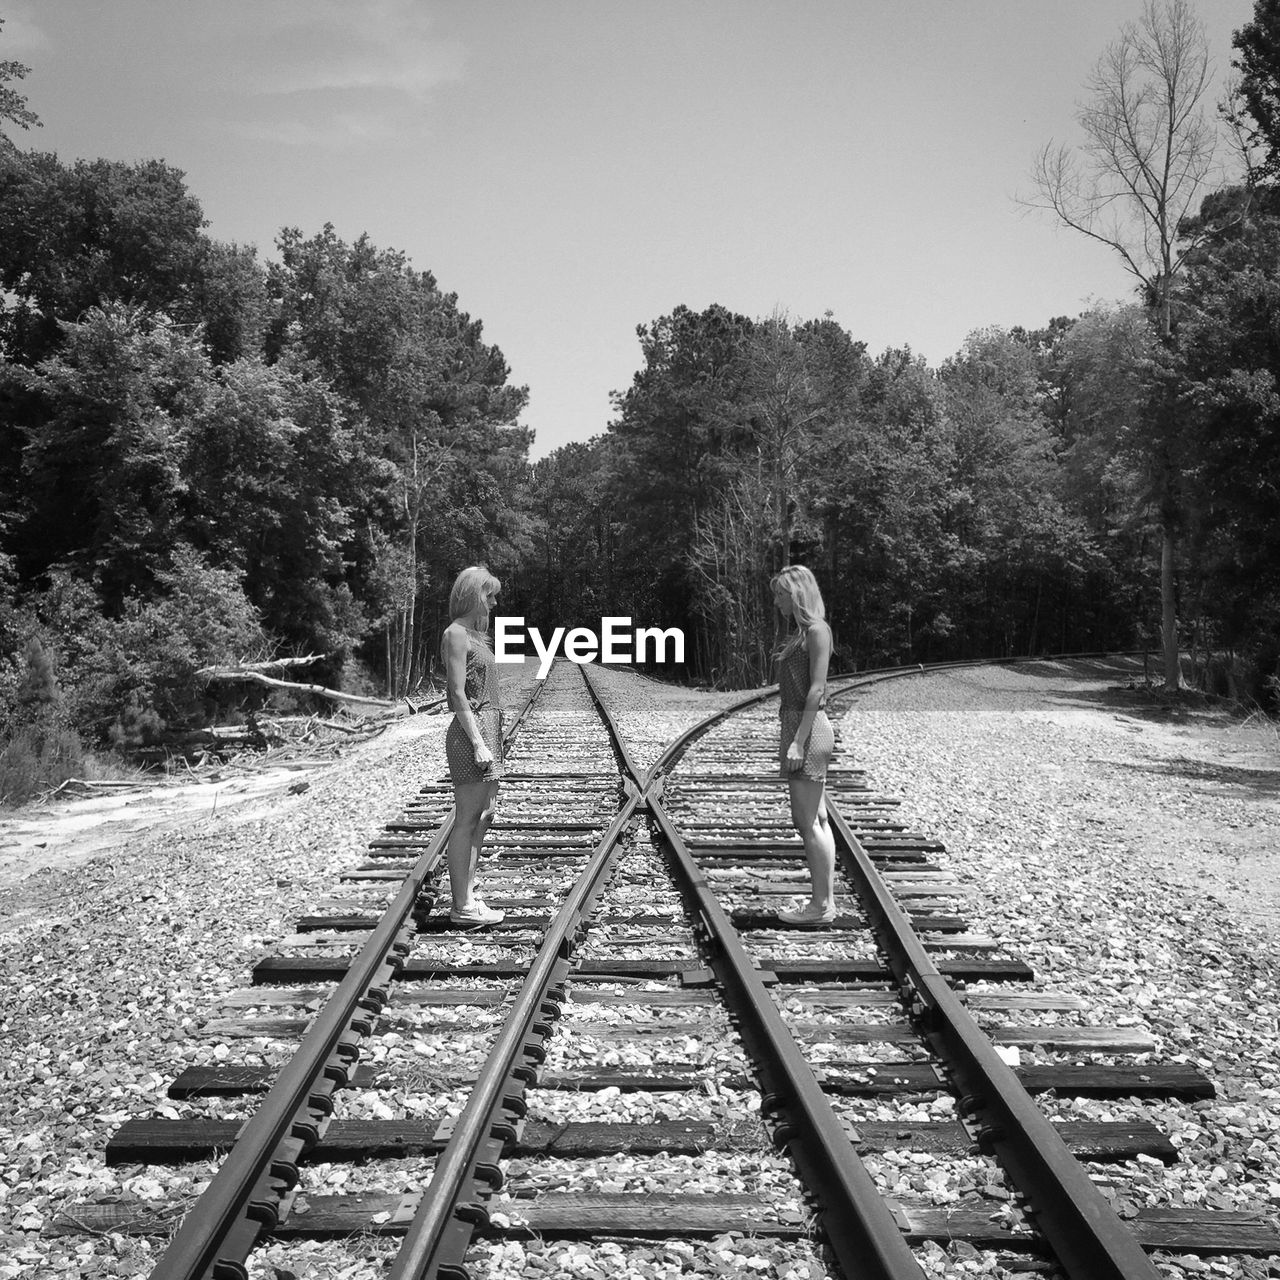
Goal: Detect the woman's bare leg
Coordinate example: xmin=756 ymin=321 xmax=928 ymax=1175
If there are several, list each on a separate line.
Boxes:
xmin=471 ymin=781 xmax=499 ymax=876
xmin=448 ymin=780 xmax=491 ymax=910
xmin=788 ymin=776 xmax=835 ymax=912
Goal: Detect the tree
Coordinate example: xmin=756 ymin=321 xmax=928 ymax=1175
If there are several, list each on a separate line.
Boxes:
xmin=266 ymin=225 xmax=531 ymax=693
xmin=523 ymin=439 xmax=614 ymax=632
xmin=606 ymin=303 xmax=754 ymax=642
xmin=738 ymin=312 xmax=829 ymax=570
xmin=0 ymin=17 xmax=40 ymax=152
xmin=182 ymin=354 xmax=364 ymax=662
xmin=0 ymin=153 xmax=210 ymax=366
xmin=1026 ymin=0 xmax=1220 ymax=687
xmin=1177 ymin=184 xmax=1280 ymax=697
xmin=19 ymin=303 xmax=211 ymax=609
xmin=1233 ymin=0 xmax=1280 ymax=180
xmin=687 ymin=468 xmax=775 ymax=685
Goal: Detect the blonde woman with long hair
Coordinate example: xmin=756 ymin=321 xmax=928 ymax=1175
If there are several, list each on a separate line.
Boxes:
xmin=771 ymin=565 xmax=837 ymax=926
xmin=441 ymin=565 xmax=505 ymax=927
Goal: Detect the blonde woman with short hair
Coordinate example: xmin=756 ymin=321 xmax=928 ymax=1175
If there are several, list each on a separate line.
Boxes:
xmin=770 ymin=565 xmax=837 ymax=926
xmin=441 ymin=565 xmax=505 ymax=927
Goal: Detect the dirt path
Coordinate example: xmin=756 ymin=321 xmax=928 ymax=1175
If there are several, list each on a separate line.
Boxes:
xmin=0 ymin=722 xmax=427 ymax=894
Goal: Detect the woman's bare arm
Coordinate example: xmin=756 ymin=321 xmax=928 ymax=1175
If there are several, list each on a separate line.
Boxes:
xmin=443 ymin=625 xmax=491 ymax=763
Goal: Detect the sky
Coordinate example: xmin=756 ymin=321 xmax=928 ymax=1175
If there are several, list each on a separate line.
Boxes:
xmin=0 ymin=0 xmax=1257 ymax=459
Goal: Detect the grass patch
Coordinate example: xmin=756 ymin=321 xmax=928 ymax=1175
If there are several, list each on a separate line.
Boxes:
xmin=0 ymin=726 xmax=140 ymax=808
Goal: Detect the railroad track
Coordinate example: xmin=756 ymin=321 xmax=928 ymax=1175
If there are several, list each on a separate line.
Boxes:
xmin=51 ymin=657 xmax=1280 ymax=1278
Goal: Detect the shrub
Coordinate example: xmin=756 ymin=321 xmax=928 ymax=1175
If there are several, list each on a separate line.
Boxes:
xmin=0 ymin=637 xmax=87 ymax=806
xmin=0 ymin=723 xmax=85 ymax=806
xmin=35 ymin=547 xmax=269 ymax=744
xmin=109 ymin=693 xmax=166 ymax=751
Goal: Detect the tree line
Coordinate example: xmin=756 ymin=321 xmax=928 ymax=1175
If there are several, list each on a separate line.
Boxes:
xmin=4 ymin=0 xmax=1280 ymax=802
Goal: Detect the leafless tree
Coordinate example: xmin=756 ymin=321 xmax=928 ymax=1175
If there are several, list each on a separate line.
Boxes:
xmin=1024 ymin=0 xmax=1220 ymax=689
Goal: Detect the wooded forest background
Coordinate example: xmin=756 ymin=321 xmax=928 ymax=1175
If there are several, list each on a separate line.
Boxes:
xmin=5 ymin=1 xmax=1280 ymax=797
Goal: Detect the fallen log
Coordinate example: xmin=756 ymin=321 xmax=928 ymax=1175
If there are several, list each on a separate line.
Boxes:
xmin=195 ymin=667 xmax=398 ymax=710
xmin=194 ymin=654 xmax=329 ymax=677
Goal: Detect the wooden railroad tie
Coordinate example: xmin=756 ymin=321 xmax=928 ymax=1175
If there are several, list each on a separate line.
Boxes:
xmin=53 ymin=1194 xmax=1280 ymax=1255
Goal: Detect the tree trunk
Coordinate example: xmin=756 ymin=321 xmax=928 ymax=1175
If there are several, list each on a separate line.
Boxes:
xmin=1160 ymin=520 xmax=1181 ymax=690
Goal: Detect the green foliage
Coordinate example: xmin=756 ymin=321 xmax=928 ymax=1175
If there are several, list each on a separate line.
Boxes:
xmin=264 ymin=224 xmax=533 ymax=693
xmin=0 ymin=18 xmax=40 ymax=152
xmin=0 ymin=723 xmax=84 ymax=806
xmin=20 ymin=304 xmax=210 ymax=610
xmin=0 ymin=635 xmax=85 ymax=807
xmin=14 ymin=633 xmax=62 ymax=722
xmin=183 ymin=355 xmax=362 ymax=656
xmin=109 ymin=693 xmax=165 ymax=751
xmin=1234 ymin=0 xmax=1280 ymax=181
xmin=34 ymin=548 xmax=266 ymax=745
xmin=0 ymin=151 xmax=209 ymax=365
xmin=606 ymin=303 xmax=756 ymax=646
xmin=1177 ymin=184 xmax=1280 ymax=701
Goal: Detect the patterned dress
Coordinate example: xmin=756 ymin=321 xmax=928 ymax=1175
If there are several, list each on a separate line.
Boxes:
xmin=777 ymin=632 xmax=835 ymax=782
xmin=445 ymin=628 xmax=505 ymax=785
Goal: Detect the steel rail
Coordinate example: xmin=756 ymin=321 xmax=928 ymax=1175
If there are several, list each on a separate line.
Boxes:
xmin=151 ymin=675 xmax=545 ymax=1280
xmin=578 ymin=661 xmax=646 ymax=788
xmin=637 ymin=649 xmax=1163 ymax=1278
xmin=825 ymin=802 xmax=1163 ymax=1279
xmin=645 ymin=795 xmax=928 ymax=1279
xmin=389 ymin=664 xmax=641 ymax=1279
xmin=577 ymin=660 xmax=925 ymax=1275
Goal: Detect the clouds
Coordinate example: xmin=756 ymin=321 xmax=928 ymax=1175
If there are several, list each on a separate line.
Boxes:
xmin=0 ymin=5 xmax=51 ymax=55
xmin=192 ymin=1 xmax=467 ymax=148
xmin=233 ymin=2 xmax=465 ymax=101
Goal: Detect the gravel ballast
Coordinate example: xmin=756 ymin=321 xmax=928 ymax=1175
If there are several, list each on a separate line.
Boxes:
xmin=1 ymin=656 xmax=1278 ymax=1278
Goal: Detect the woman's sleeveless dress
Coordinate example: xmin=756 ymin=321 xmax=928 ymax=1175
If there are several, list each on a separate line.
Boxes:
xmin=445 ymin=629 xmax=505 ymax=784
xmin=777 ymin=635 xmax=834 ymax=782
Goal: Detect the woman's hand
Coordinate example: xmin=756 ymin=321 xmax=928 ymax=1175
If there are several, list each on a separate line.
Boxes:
xmin=473 ymin=742 xmax=494 ymax=767
xmin=786 ymin=740 xmax=805 ymax=771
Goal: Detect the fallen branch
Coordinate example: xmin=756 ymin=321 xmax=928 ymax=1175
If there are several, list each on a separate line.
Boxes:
xmin=315 ymin=717 xmax=380 ymax=736
xmin=194 ymin=654 xmax=329 ymax=678
xmin=406 ymin=695 xmax=448 ymax=715
xmin=196 ymin=666 xmax=398 ymax=709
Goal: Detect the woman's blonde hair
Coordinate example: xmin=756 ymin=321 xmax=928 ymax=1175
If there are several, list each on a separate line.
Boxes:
xmin=771 ymin=565 xmax=826 ymax=630
xmin=449 ymin=565 xmax=501 ymax=621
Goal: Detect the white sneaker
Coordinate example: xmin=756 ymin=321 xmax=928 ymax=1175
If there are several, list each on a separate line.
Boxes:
xmin=449 ymin=900 xmax=505 ymax=928
xmin=777 ymin=903 xmax=837 ymax=928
